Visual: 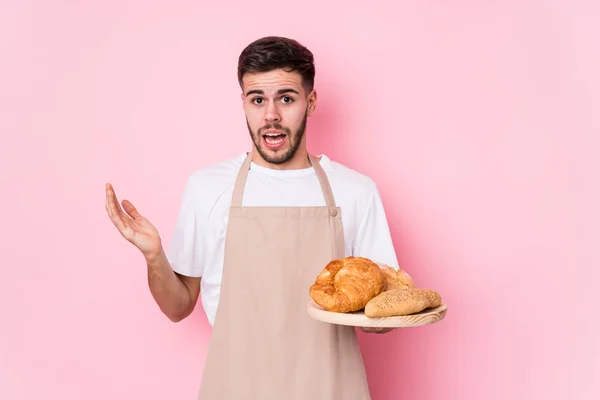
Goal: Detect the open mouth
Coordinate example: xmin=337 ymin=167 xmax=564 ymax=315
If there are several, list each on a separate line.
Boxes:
xmin=262 ymin=132 xmax=287 ymax=149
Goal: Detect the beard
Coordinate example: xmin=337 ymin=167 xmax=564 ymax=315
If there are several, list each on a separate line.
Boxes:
xmin=247 ymin=108 xmax=308 ymax=165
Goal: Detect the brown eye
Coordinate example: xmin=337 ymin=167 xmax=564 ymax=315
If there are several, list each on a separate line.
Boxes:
xmin=281 ymin=96 xmax=294 ymax=104
xmin=252 ymin=98 xmax=264 ymax=105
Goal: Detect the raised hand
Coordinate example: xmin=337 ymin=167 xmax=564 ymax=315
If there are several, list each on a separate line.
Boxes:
xmin=105 ymin=183 xmax=163 ymax=259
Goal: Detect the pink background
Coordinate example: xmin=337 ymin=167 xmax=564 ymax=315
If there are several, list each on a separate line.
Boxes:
xmin=1 ymin=1 xmax=598 ymax=399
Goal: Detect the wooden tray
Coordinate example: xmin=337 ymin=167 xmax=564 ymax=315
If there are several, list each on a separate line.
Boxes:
xmin=307 ymin=300 xmax=448 ymax=328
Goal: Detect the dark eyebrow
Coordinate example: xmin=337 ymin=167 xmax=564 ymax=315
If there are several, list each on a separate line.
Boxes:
xmin=245 ymin=88 xmax=300 ymax=96
xmin=277 ymin=89 xmax=299 ymax=95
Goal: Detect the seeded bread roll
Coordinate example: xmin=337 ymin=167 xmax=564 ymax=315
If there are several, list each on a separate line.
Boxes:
xmin=364 ymin=288 xmax=442 ymax=318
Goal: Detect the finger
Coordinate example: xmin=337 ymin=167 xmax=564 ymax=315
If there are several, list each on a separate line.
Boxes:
xmin=122 ymin=199 xmax=141 ymax=220
xmin=360 ymin=327 xmax=388 ymax=334
xmin=106 ymin=184 xmax=125 ymax=217
xmin=105 ymin=183 xmax=117 ymax=214
xmin=105 ymin=184 xmax=130 ymax=231
xmin=108 ymin=201 xmax=129 ymax=232
xmin=105 ymin=184 xmax=116 ymax=217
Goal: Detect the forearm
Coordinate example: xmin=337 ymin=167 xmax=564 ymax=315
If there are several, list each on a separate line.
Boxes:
xmin=145 ymin=249 xmax=194 ymax=322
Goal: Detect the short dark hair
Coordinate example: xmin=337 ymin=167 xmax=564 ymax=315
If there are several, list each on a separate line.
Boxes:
xmin=237 ymin=36 xmax=315 ymax=93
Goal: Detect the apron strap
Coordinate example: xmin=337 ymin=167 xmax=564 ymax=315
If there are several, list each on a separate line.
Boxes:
xmin=308 ymin=153 xmax=337 ymax=209
xmin=230 ymin=153 xmax=253 ymax=207
xmin=231 ymin=153 xmax=337 ymax=208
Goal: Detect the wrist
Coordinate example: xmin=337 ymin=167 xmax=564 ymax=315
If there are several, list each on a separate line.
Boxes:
xmin=144 ymin=247 xmax=165 ymax=265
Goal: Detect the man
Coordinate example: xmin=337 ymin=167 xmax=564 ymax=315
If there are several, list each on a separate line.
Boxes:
xmin=105 ymin=36 xmax=401 ymax=399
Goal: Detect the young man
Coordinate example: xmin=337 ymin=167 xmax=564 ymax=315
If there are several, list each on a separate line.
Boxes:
xmin=105 ymin=36 xmax=400 ymax=399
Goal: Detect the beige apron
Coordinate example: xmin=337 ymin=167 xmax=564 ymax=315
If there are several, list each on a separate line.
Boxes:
xmin=197 ymin=153 xmax=372 ymax=400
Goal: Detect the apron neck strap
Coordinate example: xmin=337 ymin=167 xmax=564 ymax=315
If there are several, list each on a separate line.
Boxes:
xmin=231 ymin=153 xmax=337 ymax=208
xmin=308 ymin=153 xmax=337 ymax=209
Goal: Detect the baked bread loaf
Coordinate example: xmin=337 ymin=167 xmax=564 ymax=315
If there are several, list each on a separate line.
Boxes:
xmin=310 ymin=256 xmax=386 ymax=313
xmin=377 ymin=263 xmax=415 ymax=291
xmin=364 ymin=288 xmax=442 ymax=318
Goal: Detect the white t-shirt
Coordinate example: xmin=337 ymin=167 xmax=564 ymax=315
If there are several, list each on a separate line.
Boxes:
xmin=167 ymin=153 xmax=400 ymax=325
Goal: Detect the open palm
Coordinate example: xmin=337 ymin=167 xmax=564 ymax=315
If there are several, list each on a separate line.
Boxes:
xmin=105 ymin=183 xmax=162 ymax=258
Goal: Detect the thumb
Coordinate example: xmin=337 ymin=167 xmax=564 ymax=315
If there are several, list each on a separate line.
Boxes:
xmin=122 ymin=199 xmax=141 ymax=219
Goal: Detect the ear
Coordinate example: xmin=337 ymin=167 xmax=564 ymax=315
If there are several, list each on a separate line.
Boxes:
xmin=307 ymin=89 xmax=317 ymax=117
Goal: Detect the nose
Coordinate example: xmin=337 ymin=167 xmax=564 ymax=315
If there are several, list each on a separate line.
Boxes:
xmin=264 ymin=100 xmax=281 ymax=123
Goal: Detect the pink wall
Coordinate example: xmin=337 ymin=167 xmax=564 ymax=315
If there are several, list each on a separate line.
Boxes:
xmin=1 ymin=1 xmax=598 ymax=399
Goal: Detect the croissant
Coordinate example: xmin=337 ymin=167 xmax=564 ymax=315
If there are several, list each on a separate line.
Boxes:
xmin=377 ymin=263 xmax=415 ymax=291
xmin=309 ymin=256 xmax=386 ymax=313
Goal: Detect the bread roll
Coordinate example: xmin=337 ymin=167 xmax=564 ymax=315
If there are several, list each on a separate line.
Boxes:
xmin=364 ymin=288 xmax=442 ymax=318
xmin=377 ymin=263 xmax=415 ymax=291
xmin=310 ymin=256 xmax=386 ymax=313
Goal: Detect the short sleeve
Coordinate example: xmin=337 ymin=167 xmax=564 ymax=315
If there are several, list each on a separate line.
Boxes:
xmin=352 ymin=183 xmax=400 ymax=269
xmin=167 ymin=176 xmax=204 ymax=277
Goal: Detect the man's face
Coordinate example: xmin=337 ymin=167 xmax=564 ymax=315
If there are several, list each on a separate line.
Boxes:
xmin=241 ymin=69 xmax=316 ymax=165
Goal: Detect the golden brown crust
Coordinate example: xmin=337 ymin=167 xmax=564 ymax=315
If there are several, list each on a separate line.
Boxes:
xmin=309 ymin=257 xmax=386 ymax=313
xmin=364 ymin=288 xmax=442 ymax=318
xmin=377 ymin=263 xmax=415 ymax=291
